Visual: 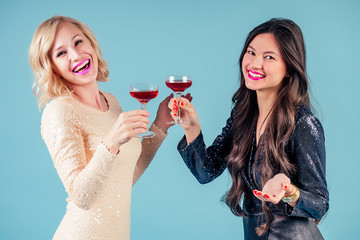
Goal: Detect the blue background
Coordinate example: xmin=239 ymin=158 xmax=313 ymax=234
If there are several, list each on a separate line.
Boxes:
xmin=1 ymin=0 xmax=359 ymax=239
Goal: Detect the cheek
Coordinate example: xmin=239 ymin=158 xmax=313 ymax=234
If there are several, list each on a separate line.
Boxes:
xmin=275 ymin=66 xmax=287 ymax=82
xmin=241 ymin=59 xmax=249 ymax=75
xmin=276 ymin=60 xmax=287 ymax=77
xmin=52 ymin=60 xmax=64 ymax=74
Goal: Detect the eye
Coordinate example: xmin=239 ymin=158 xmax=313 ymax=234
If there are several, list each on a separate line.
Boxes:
xmin=265 ymin=55 xmax=275 ymax=60
xmin=75 ymin=39 xmax=83 ymax=46
xmin=247 ymin=50 xmax=255 ymax=55
xmin=56 ymin=51 xmax=66 ymax=58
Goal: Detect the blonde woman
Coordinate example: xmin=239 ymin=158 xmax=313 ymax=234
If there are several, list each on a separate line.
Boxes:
xmin=29 ymin=15 xmax=174 ymax=239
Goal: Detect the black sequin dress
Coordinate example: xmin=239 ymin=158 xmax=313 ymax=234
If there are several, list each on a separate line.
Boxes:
xmin=177 ymin=105 xmax=329 ymax=239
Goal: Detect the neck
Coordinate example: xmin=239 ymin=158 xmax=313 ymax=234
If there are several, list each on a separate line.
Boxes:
xmin=256 ymin=89 xmax=278 ymax=117
xmin=70 ymin=82 xmax=105 ymax=111
xmin=255 ymin=89 xmax=278 ymax=145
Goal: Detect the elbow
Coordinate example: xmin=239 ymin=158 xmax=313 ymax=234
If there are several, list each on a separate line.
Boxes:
xmin=313 ymin=195 xmax=329 ymax=220
xmin=188 ymin=164 xmax=220 ymax=184
xmin=69 ymin=191 xmax=95 ymax=210
xmin=194 ymin=173 xmax=216 ymax=184
xmin=197 ymin=178 xmax=212 ymax=184
xmin=75 ymin=202 xmax=91 ymax=210
xmin=317 ymin=198 xmax=329 ymax=220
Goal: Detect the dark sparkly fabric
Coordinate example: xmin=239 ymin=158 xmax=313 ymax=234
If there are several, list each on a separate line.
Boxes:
xmin=177 ymin=105 xmax=329 ymax=239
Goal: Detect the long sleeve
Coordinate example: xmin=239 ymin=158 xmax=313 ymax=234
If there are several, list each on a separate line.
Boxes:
xmin=177 ymin=110 xmax=234 ymax=184
xmin=132 ymin=123 xmax=167 ymax=185
xmin=286 ymin=113 xmax=329 ymax=219
xmin=41 ymin=101 xmax=118 ymax=210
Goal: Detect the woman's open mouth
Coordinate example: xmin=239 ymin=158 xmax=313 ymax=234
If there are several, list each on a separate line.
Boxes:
xmin=248 ymin=69 xmax=265 ymax=81
xmin=72 ymin=59 xmax=91 ymax=75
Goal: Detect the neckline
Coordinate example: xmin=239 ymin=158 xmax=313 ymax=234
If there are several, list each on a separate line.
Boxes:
xmin=255 ymin=130 xmax=264 ymax=148
xmin=70 ymin=91 xmax=111 ymax=113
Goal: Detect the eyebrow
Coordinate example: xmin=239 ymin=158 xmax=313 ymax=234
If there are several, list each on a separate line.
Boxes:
xmin=248 ymin=45 xmax=280 ymax=56
xmin=53 ymin=34 xmax=82 ymax=52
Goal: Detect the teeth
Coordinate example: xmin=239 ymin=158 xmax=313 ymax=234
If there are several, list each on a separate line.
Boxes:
xmin=74 ymin=60 xmax=89 ymax=72
xmin=249 ymin=71 xmax=265 ymax=78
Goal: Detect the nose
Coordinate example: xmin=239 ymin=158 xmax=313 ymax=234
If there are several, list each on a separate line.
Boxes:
xmin=250 ymin=56 xmax=263 ymax=69
xmin=68 ymin=47 xmax=80 ymax=61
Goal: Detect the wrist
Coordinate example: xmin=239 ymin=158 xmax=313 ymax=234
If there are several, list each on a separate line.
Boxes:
xmin=101 ymin=137 xmax=121 ymax=155
xmin=183 ymin=121 xmax=201 ymax=132
xmin=285 ymin=184 xmax=296 ymax=196
xmin=153 ymin=118 xmax=169 ymax=134
xmin=282 ymin=184 xmax=300 ymax=203
xmin=184 ymin=126 xmax=201 ymax=144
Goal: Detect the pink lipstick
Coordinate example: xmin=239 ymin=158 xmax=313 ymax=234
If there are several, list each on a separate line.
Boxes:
xmin=72 ymin=59 xmax=91 ymax=75
xmin=248 ymin=69 xmax=265 ymax=81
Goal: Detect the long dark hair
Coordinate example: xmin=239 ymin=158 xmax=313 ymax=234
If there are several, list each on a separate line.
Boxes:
xmin=224 ymin=18 xmax=310 ymax=236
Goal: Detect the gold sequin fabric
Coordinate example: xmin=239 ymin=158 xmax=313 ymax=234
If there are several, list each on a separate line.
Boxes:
xmin=41 ymin=91 xmax=166 ymax=240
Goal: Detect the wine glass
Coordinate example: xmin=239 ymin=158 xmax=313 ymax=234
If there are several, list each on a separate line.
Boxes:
xmin=130 ymin=83 xmax=158 ymax=138
xmin=165 ymin=75 xmax=192 ymax=124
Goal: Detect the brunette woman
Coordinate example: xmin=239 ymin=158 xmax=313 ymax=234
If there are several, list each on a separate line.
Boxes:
xmin=169 ymin=18 xmax=329 ymax=239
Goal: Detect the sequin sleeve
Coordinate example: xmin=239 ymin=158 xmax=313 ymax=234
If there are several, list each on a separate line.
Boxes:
xmin=286 ymin=113 xmax=329 ymax=219
xmin=132 ymin=123 xmax=167 ymax=185
xmin=41 ymin=100 xmax=118 ymax=210
xmin=177 ymin=110 xmax=234 ymax=184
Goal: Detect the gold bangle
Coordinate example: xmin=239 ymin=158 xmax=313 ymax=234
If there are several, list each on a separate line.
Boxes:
xmin=282 ymin=185 xmax=300 ymax=203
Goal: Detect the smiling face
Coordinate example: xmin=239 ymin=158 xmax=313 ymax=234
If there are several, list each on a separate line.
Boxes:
xmin=50 ymin=22 xmax=98 ymax=89
xmin=242 ymin=33 xmax=287 ymax=95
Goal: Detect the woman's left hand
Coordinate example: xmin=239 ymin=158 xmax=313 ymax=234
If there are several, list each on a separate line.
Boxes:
xmin=153 ymin=93 xmax=174 ymax=134
xmin=154 ymin=93 xmax=193 ymax=134
xmin=253 ymin=173 xmax=290 ymax=204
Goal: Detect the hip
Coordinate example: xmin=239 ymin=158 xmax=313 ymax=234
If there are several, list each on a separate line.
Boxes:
xmin=243 ymin=214 xmax=324 ymax=240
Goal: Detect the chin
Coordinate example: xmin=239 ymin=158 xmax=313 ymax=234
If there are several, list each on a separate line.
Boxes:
xmin=245 ymin=81 xmax=258 ymax=91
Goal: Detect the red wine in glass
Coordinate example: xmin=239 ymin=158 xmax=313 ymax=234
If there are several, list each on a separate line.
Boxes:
xmin=130 ymin=90 xmax=158 ymax=103
xmin=165 ymin=75 xmax=192 ymax=124
xmin=130 ymin=83 xmax=158 ymax=138
xmin=165 ymin=81 xmax=192 ymax=93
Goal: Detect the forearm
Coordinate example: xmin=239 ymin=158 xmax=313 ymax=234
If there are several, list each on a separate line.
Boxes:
xmin=184 ymin=126 xmax=201 ymax=145
xmin=178 ymin=132 xmax=228 ymax=184
xmin=132 ymin=123 xmax=167 ymax=185
xmin=286 ymin=187 xmax=329 ymax=219
xmin=67 ymin=143 xmax=118 ymax=209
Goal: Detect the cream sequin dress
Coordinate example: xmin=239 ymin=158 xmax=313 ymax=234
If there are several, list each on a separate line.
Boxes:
xmin=41 ymin=91 xmax=166 ymax=240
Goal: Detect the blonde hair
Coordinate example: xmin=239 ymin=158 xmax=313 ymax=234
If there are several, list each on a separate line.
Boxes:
xmin=29 ymin=16 xmax=109 ymax=109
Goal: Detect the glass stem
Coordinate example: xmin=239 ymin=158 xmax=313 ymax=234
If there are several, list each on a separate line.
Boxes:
xmin=140 ymin=102 xmax=148 ymax=136
xmin=140 ymin=102 xmax=147 ymax=111
xmin=175 ymin=93 xmax=181 ymax=122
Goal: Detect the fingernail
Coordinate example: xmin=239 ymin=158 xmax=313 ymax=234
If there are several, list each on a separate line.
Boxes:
xmin=174 ymin=113 xmax=177 ymax=117
xmin=264 ymin=194 xmax=270 ymax=199
xmin=253 ymin=190 xmax=257 ymax=194
xmin=283 ymin=185 xmax=287 ymax=191
xmin=174 ymin=99 xmax=177 ymax=103
xmin=180 ymin=102 xmax=184 ymax=107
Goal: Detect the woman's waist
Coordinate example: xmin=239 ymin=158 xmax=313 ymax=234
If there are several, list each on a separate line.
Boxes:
xmin=64 ymin=200 xmax=132 ymax=224
xmin=55 ymin=206 xmax=131 ymax=240
xmin=243 ymin=195 xmax=287 ymax=217
xmin=66 ymin=192 xmax=132 ymax=214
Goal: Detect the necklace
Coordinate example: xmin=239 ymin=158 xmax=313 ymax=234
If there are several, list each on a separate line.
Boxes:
xmin=256 ymin=105 xmax=275 ymax=144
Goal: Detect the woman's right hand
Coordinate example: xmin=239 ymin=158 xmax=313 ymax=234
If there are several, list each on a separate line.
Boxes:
xmin=102 ymin=110 xmax=150 ymax=154
xmin=168 ymin=95 xmax=201 ymax=144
